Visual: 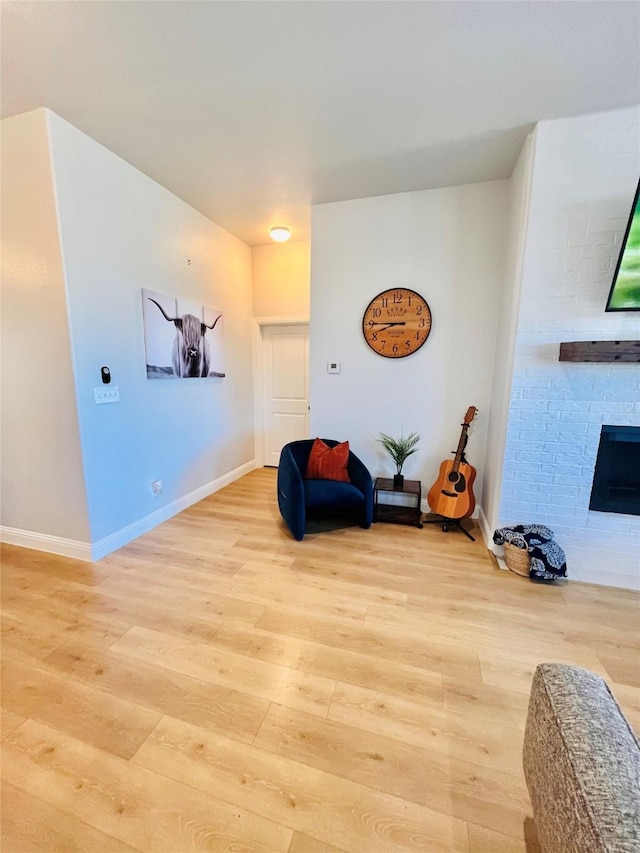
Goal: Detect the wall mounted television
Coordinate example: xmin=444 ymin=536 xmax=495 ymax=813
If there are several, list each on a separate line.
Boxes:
xmin=605 ymin=179 xmax=640 ymax=311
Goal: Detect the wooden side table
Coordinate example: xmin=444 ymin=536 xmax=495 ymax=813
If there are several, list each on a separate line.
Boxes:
xmin=373 ymin=478 xmax=423 ymax=528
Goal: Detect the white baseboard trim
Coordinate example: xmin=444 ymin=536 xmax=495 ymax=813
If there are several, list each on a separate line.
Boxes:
xmin=0 ymin=527 xmax=92 ymax=562
xmin=1 ymin=459 xmax=257 ymax=563
xmin=475 ymin=506 xmax=509 ymax=567
xmin=495 ymin=555 xmax=509 ymax=571
xmin=477 ymin=505 xmax=492 ymax=548
xmin=91 ymin=458 xmax=257 ymax=560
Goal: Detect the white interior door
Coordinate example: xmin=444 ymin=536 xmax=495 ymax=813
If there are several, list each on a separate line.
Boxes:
xmin=262 ymin=324 xmax=309 ymax=466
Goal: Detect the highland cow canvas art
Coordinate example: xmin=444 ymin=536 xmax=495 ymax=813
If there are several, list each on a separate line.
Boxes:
xmin=142 ymin=289 xmax=225 ymax=379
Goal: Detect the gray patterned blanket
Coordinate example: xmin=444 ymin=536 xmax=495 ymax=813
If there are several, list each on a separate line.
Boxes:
xmin=493 ymin=523 xmax=568 ymax=581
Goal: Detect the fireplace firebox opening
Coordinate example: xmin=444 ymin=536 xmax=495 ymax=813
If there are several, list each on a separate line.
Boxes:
xmin=589 ymin=425 xmax=640 ymax=516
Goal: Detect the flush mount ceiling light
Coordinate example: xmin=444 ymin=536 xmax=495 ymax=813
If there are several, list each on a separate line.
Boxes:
xmin=270 ymin=226 xmax=291 ymax=243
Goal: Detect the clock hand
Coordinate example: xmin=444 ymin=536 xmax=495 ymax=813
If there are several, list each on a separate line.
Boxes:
xmin=377 ymin=322 xmax=406 ymax=333
xmin=370 ymin=322 xmax=407 ymax=327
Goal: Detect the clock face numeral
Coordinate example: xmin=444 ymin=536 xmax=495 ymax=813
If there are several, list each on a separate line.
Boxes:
xmin=361 ymin=288 xmax=432 ymax=359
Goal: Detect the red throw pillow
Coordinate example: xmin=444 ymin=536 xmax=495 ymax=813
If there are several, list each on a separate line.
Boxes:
xmin=306 ymin=438 xmax=351 ymax=482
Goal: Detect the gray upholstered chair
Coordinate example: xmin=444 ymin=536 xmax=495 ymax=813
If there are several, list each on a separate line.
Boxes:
xmin=523 ymin=663 xmax=640 ymax=852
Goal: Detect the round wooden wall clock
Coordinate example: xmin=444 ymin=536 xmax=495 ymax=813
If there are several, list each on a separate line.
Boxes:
xmin=362 ymin=288 xmax=432 ymax=358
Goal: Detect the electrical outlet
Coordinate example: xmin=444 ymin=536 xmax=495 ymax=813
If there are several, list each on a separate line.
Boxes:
xmin=151 ymin=480 xmax=163 ymax=496
xmin=94 ymin=386 xmax=120 ymax=404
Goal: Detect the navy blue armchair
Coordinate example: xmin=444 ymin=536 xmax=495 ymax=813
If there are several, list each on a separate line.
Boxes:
xmin=277 ymin=439 xmax=373 ymax=541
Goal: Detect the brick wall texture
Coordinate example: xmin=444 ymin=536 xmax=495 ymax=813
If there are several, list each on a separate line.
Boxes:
xmin=500 ymin=108 xmax=640 ymax=590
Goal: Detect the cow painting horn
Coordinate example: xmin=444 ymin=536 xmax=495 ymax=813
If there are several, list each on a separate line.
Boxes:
xmin=148 ymin=298 xmax=182 ymax=330
xmin=202 ymin=314 xmax=222 ymax=334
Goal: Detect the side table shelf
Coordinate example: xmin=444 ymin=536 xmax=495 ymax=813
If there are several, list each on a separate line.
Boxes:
xmin=374 ymin=478 xmax=423 ymax=528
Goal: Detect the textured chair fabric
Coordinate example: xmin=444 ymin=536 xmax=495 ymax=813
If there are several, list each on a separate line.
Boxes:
xmin=277 ymin=439 xmax=373 ymax=541
xmin=523 ymin=663 xmax=640 ymax=853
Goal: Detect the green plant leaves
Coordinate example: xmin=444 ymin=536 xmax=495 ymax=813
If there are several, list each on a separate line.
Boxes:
xmin=378 ymin=431 xmax=420 ymax=474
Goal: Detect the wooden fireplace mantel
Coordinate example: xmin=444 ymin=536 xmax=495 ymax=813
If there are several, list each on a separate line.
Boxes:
xmin=559 ymin=341 xmax=640 ymax=363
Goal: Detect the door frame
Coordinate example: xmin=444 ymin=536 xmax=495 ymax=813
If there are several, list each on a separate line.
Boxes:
xmin=252 ymin=315 xmax=310 ymax=467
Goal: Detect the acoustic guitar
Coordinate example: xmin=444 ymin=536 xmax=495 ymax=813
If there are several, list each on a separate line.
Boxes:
xmin=427 ymin=407 xmax=478 ymax=519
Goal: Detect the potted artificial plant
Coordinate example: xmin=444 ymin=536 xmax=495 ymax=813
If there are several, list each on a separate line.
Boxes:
xmin=378 ymin=431 xmax=420 ymax=488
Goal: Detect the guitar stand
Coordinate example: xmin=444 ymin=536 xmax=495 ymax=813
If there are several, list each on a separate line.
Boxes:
xmin=423 ymin=514 xmax=476 ymax=541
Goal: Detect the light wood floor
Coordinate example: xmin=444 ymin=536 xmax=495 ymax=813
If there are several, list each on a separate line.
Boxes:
xmin=2 ymin=468 xmax=639 ymax=853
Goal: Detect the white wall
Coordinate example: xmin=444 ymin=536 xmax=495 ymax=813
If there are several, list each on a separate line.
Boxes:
xmin=2 ymin=109 xmax=255 ymax=559
xmin=252 ymin=241 xmax=310 ymax=318
xmin=46 ymin=111 xmax=255 ymax=553
xmin=1 ymin=110 xmax=90 ymax=546
xmin=499 ymin=106 xmax=640 ymax=590
xmin=309 ymin=182 xmax=509 ymax=505
xmin=480 ymin=135 xmax=534 ymax=540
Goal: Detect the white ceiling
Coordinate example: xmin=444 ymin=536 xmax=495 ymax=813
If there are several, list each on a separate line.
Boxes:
xmin=2 ymin=1 xmax=639 ymax=246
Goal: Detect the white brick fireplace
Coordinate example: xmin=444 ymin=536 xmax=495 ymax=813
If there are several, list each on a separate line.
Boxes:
xmin=498 ymin=107 xmax=640 ymax=591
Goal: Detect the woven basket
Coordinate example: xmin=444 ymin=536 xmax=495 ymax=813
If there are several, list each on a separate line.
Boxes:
xmin=504 ymin=536 xmax=531 ymax=577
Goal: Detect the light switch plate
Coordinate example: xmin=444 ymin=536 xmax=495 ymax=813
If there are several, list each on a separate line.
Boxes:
xmin=94 ymin=386 xmax=120 ymax=404
xmin=327 ymin=362 xmax=341 ymax=374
